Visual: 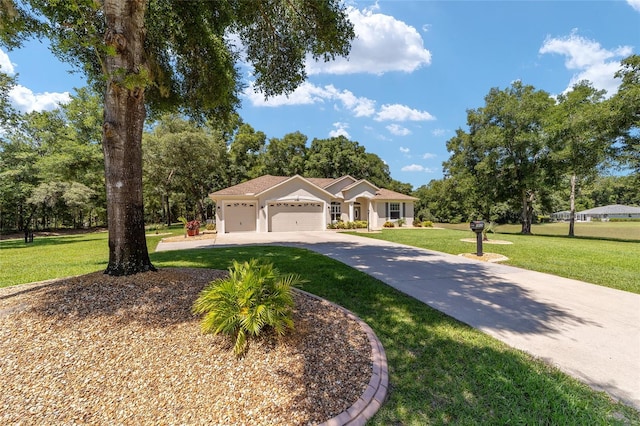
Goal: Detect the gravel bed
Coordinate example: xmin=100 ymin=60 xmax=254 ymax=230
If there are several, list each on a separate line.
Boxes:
xmin=0 ymin=268 xmax=372 ymax=425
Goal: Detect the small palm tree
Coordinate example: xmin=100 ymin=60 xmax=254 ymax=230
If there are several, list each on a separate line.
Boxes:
xmin=192 ymin=259 xmax=304 ymax=355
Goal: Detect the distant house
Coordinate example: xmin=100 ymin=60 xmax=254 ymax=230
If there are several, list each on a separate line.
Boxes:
xmin=551 ymin=204 xmax=640 ymax=222
xmin=566 ymin=204 xmax=640 ymax=222
xmin=209 ymin=175 xmax=417 ymax=233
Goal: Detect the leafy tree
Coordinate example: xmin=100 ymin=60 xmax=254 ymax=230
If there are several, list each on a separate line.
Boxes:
xmin=0 ymin=71 xmax=17 ymax=127
xmin=546 ymin=81 xmax=611 ymax=236
xmin=447 ymin=82 xmax=555 ymax=233
xmin=609 ymin=55 xmax=640 ymax=179
xmin=228 ymin=123 xmax=267 ymax=185
xmin=0 ymin=137 xmax=39 ymax=232
xmin=263 ymin=131 xmax=308 ymax=176
xmin=143 ymin=114 xmax=229 ymax=224
xmin=1 ymin=0 xmax=354 ymax=275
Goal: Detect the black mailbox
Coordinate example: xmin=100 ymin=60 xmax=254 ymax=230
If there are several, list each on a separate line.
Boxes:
xmin=470 ymin=221 xmax=485 ymax=232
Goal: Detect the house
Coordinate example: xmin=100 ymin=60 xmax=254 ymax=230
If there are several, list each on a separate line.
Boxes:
xmin=575 ymin=204 xmax=640 ymax=222
xmin=209 ymin=175 xmax=418 ymax=233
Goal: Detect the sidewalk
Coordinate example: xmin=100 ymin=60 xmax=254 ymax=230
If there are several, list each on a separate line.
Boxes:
xmin=156 ymin=231 xmax=640 ymax=410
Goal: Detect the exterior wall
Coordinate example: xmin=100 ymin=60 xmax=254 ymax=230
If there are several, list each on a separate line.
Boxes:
xmin=371 ymin=201 xmax=415 ymax=228
xmin=342 ymin=182 xmax=377 ymax=202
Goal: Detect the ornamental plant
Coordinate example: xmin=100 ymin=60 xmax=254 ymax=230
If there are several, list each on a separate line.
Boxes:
xmin=186 ymin=220 xmax=200 ymax=231
xmin=192 ymin=259 xmax=304 ymax=356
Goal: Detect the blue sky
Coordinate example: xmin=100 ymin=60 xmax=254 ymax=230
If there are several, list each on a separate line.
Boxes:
xmin=1 ymin=1 xmax=639 ymax=189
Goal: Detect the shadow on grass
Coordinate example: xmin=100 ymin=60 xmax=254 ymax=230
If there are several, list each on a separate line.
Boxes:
xmin=151 ymin=245 xmax=638 ymax=423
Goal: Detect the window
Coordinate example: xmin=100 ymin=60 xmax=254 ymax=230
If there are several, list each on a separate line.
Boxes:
xmin=330 ymin=202 xmax=341 ymax=222
xmin=389 ymin=202 xmax=400 ymax=220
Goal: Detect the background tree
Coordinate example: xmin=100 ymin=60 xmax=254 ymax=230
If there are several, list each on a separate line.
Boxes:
xmin=609 ymin=55 xmax=640 ymax=182
xmin=1 ymin=0 xmax=354 ymax=275
xmin=262 ymin=131 xmax=308 ymax=176
xmin=143 ymin=114 xmax=228 ymax=224
xmin=452 ymin=82 xmax=555 ymax=233
xmin=228 ymin=123 xmax=267 ymax=186
xmin=546 ymin=81 xmax=611 ymax=236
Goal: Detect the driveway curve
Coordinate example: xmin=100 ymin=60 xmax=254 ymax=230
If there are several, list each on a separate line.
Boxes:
xmin=156 ymin=231 xmax=640 ymax=410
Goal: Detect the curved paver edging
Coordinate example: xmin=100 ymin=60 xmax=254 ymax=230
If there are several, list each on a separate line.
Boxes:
xmin=296 ymin=289 xmax=389 ymax=426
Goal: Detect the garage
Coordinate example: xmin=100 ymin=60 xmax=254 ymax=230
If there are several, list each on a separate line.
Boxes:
xmin=224 ymin=202 xmax=256 ymax=232
xmin=268 ymin=201 xmax=324 ymax=232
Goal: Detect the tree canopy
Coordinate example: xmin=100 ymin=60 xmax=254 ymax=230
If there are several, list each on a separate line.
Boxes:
xmin=1 ymin=0 xmax=355 ymax=275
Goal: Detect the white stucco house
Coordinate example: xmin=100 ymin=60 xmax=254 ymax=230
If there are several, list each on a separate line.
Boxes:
xmin=209 ymin=175 xmax=418 ymax=233
xmin=575 ymin=204 xmax=640 ymax=222
xmin=552 ymin=204 xmax=640 ymax=222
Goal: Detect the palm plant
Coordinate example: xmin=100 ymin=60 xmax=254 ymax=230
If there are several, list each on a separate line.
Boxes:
xmin=192 ymin=259 xmax=304 ymax=355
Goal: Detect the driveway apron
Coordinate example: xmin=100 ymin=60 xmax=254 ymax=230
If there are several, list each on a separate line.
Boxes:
xmin=156 ymin=231 xmax=640 ymax=410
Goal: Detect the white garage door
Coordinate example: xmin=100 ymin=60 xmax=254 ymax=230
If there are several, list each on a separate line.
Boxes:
xmin=268 ymin=202 xmax=323 ymax=232
xmin=225 ymin=202 xmax=256 ymax=232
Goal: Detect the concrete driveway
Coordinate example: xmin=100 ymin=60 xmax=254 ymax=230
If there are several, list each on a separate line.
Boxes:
xmin=156 ymin=231 xmax=640 ymax=410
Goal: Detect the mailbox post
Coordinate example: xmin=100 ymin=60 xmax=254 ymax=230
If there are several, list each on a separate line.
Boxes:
xmin=469 ymin=221 xmax=485 ymax=256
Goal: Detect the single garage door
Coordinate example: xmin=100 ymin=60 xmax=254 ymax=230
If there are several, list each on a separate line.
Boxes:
xmin=268 ymin=202 xmax=323 ymax=232
xmin=225 ymin=202 xmax=256 ymax=232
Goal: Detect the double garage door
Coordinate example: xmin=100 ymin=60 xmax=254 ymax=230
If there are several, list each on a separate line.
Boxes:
xmin=268 ymin=202 xmax=323 ymax=232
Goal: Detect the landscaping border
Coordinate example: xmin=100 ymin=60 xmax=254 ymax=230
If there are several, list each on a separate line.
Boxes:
xmin=296 ymin=289 xmax=389 ymax=426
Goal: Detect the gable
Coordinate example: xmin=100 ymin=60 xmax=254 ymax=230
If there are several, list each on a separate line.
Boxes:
xmin=257 ymin=175 xmax=335 ymax=202
xmin=342 ymin=180 xmax=379 ymax=201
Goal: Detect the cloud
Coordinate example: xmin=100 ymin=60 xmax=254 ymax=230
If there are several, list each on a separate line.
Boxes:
xmin=401 ymin=164 xmax=436 ymax=173
xmin=375 ymin=104 xmax=435 ymax=122
xmin=244 ymin=82 xmax=376 ymax=117
xmin=628 ymin=0 xmax=640 ymax=12
xmin=431 ymin=128 xmax=446 ymax=137
xmin=329 ymin=122 xmax=350 ymax=138
xmin=9 ymin=85 xmax=70 ymax=113
xmin=423 ymin=153 xmax=437 ymax=159
xmin=539 ymin=30 xmax=633 ymax=96
xmin=307 ymin=6 xmax=432 ymax=75
xmin=399 ymin=146 xmax=410 ymax=153
xmin=388 ymin=124 xmax=411 ymax=136
xmin=0 ymin=49 xmax=15 ymax=74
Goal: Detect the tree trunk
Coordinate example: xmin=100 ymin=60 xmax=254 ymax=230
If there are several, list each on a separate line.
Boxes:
xmin=520 ymin=189 xmax=533 ymax=234
xmin=102 ymin=0 xmax=155 ymax=276
xmin=568 ymin=174 xmax=576 ymax=237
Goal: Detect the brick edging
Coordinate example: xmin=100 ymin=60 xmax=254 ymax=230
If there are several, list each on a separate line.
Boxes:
xmin=296 ymin=289 xmax=389 ymax=426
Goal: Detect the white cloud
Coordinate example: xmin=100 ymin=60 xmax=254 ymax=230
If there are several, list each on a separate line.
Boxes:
xmin=307 ymin=7 xmax=432 ymax=75
xmin=388 ymin=124 xmax=411 ymax=136
xmin=627 ymin=0 xmax=640 ymax=12
xmin=399 ymin=146 xmax=410 ymax=153
xmin=375 ymin=104 xmax=435 ymax=122
xmin=9 ymin=85 xmax=70 ymax=113
xmin=431 ymin=128 xmax=446 ymax=137
xmin=329 ymin=122 xmax=350 ymax=138
xmin=244 ymin=82 xmax=376 ymax=117
xmin=401 ymin=164 xmax=436 ymax=173
xmin=401 ymin=164 xmax=423 ymax=172
xmin=0 ymin=49 xmax=15 ymax=74
xmin=539 ymin=31 xmax=633 ymax=96
xmin=423 ymin=153 xmax=437 ymax=159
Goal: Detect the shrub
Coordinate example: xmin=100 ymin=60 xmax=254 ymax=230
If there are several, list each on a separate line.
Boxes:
xmin=397 ymin=218 xmax=406 ymax=227
xmin=383 ymin=221 xmax=395 ymax=228
xmin=205 ymin=223 xmax=216 ymax=231
xmin=192 ymin=259 xmax=304 ymax=356
xmin=413 ymin=219 xmax=422 ymax=227
xmin=422 ymin=220 xmax=433 ymax=227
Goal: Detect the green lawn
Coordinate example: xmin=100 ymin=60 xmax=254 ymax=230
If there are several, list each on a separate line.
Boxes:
xmin=439 ymin=221 xmax=640 ymax=241
xmin=1 ymin=230 xmax=639 ymax=423
xmin=355 ymin=228 xmax=640 ymax=294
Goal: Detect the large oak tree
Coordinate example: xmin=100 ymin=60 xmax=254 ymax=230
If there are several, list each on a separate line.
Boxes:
xmin=1 ymin=0 xmax=354 ymax=275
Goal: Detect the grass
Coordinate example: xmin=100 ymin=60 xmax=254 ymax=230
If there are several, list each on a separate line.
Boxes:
xmin=439 ymin=221 xmax=640 ymax=241
xmin=1 ymin=230 xmax=639 ymax=423
xmin=354 ymin=228 xmax=640 ymax=294
xmin=0 ymin=227 xmax=180 ymax=288
xmin=151 ymin=246 xmax=639 ymax=424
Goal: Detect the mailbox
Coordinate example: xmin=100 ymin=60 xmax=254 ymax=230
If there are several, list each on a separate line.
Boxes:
xmin=470 ymin=221 xmax=485 ymax=233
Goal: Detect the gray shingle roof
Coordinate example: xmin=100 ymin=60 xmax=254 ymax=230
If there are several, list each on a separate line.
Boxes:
xmin=577 ymin=204 xmax=640 ymax=215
